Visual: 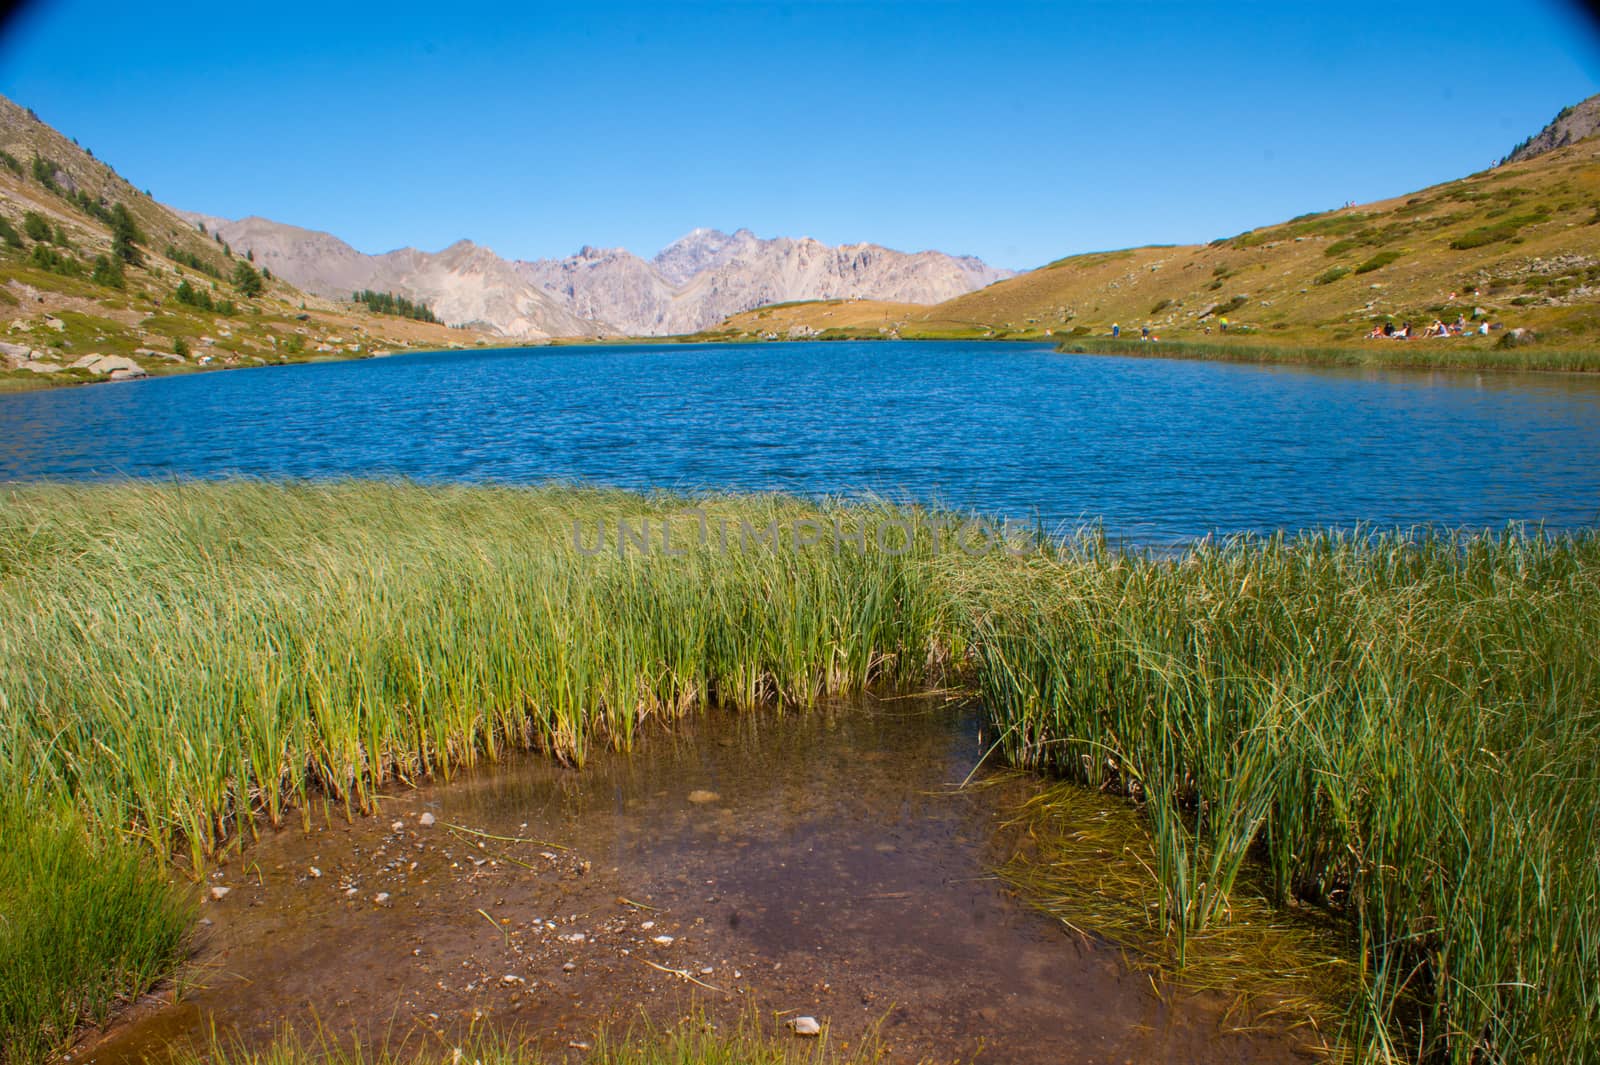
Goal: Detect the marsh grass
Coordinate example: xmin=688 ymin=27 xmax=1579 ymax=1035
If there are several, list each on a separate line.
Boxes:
xmin=3 ymin=484 xmax=1599 ymax=1063
xmin=177 ymin=1008 xmax=893 ymax=1065
xmin=998 ymin=782 xmax=1356 ymax=1055
xmin=965 ymin=530 xmax=1600 ymax=1063
xmin=0 ymin=793 xmax=192 ymax=1065
xmin=0 ymin=483 xmax=958 ymax=869
xmin=1055 ymin=336 xmax=1600 ymax=373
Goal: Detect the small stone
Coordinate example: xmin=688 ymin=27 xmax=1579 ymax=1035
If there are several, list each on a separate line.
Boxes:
xmin=790 ymin=1016 xmax=821 ymax=1037
xmin=308 ymin=866 xmax=322 ymax=878
xmin=699 ymin=966 xmax=714 ymax=975
xmin=652 ymin=935 xmax=674 ymax=946
xmin=391 ymin=820 xmax=405 ymax=832
xmin=501 ymin=973 xmax=524 ymax=985
xmin=418 ymin=812 xmax=436 ymax=827
xmin=345 ymin=887 xmax=359 ymax=897
xmin=568 ymin=1043 xmax=591 ymax=1052
xmin=209 ymin=885 xmax=230 ymax=901
xmin=562 ymin=962 xmax=576 ymax=972
xmin=373 ymin=892 xmax=391 ymax=906
xmin=640 ymin=920 xmax=655 ymax=930
xmin=687 ymin=789 xmax=720 ymax=804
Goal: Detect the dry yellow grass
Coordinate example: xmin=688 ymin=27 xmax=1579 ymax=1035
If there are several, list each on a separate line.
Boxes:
xmin=713 ymin=137 xmax=1600 ymax=359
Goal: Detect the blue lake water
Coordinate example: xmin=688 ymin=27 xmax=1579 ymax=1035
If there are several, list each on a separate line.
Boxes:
xmin=3 ymin=340 xmax=1599 ymax=543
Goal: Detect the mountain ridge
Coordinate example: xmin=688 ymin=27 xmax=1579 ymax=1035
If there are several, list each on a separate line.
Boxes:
xmin=189 ymin=213 xmax=1013 ymax=338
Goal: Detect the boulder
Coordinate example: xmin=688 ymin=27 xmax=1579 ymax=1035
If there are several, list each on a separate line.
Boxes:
xmin=20 ymin=360 xmax=63 ymax=374
xmin=108 ymin=366 xmax=149 ymax=381
xmin=69 ymin=354 xmax=143 ymax=376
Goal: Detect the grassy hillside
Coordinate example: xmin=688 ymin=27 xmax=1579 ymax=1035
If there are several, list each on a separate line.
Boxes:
xmin=711 ymin=120 xmax=1600 ymax=366
xmin=0 ymin=96 xmax=488 ymax=391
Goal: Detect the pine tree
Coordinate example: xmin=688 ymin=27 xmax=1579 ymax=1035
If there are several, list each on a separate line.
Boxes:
xmin=232 ymin=260 xmax=263 ymax=298
xmin=91 ymin=254 xmax=125 ymax=289
xmin=110 ymin=203 xmax=143 ymax=265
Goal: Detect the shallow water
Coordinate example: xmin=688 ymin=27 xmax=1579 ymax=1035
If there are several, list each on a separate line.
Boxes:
xmin=4 ymin=341 xmax=1600 ymax=543
xmin=83 ymin=700 xmax=1316 ymax=1064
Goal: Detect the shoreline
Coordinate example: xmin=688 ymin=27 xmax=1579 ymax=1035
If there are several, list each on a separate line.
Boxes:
xmin=10 ymin=330 xmax=1600 ymax=395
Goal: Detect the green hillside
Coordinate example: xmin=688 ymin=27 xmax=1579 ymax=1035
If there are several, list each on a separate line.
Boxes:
xmin=713 ymin=100 xmax=1600 ymax=369
xmin=0 ymin=95 xmax=480 ymax=390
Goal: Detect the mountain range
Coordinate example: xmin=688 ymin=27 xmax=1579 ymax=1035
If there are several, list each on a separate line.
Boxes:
xmin=179 ymin=213 xmax=1013 ymax=339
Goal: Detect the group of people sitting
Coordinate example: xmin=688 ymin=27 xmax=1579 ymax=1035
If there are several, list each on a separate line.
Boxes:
xmin=1367 ymin=315 xmax=1491 ymax=340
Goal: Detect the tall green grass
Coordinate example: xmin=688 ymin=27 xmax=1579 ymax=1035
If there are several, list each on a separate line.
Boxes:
xmin=3 ymin=484 xmax=1599 ymax=1063
xmin=0 ymin=794 xmax=192 ymax=1065
xmin=0 ymin=483 xmax=956 ymax=868
xmin=965 ymin=531 xmax=1600 ymax=1063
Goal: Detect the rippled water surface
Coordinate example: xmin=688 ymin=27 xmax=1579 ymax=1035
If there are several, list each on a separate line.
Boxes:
xmin=4 ymin=341 xmax=1600 ymax=540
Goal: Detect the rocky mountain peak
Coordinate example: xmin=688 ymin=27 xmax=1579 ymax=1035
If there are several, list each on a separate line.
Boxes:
xmin=1505 ymin=94 xmax=1600 ymax=164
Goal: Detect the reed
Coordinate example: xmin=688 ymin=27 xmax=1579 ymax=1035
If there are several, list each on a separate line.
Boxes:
xmin=0 ymin=793 xmax=192 ymax=1065
xmin=965 ymin=530 xmax=1600 ymax=1063
xmin=3 ymin=484 xmax=1598 ymax=1063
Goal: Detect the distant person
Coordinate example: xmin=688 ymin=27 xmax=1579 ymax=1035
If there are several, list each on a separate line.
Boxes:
xmin=1383 ymin=321 xmax=1394 ymax=337
xmin=1141 ymin=325 xmax=1149 ymax=340
xmin=1112 ymin=322 xmax=1120 ymax=338
xmin=1479 ymin=321 xmax=1490 ymax=336
xmin=1220 ymin=316 xmax=1230 ymax=332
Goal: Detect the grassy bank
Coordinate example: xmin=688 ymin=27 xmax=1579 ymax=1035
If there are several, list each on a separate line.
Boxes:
xmin=967 ymin=531 xmax=1600 ymax=1062
xmin=1054 ymin=336 xmax=1600 ymax=374
xmin=0 ymin=795 xmax=192 ymax=1065
xmin=2 ymin=483 xmax=1598 ymax=1062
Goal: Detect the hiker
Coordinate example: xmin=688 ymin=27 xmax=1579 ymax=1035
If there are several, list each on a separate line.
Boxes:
xmin=1141 ymin=325 xmax=1149 ymax=340
xmin=1383 ymin=321 xmax=1395 ymax=337
xmin=1479 ymin=321 xmax=1490 ymax=336
xmin=1112 ymin=322 xmax=1120 ymax=338
xmin=1220 ymin=316 xmax=1230 ymax=332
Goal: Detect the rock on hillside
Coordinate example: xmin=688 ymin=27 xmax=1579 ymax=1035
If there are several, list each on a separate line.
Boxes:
xmin=1505 ymin=94 xmax=1600 ymax=164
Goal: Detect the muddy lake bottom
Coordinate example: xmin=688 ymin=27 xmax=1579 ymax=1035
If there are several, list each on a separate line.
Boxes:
xmin=83 ymin=699 xmax=1319 ymax=1065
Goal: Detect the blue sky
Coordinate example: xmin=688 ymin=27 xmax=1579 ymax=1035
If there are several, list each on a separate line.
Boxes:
xmin=1 ymin=1 xmax=1596 ymax=269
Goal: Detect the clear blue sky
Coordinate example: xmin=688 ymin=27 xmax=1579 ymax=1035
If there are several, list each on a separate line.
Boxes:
xmin=2 ymin=1 xmax=1596 ymax=269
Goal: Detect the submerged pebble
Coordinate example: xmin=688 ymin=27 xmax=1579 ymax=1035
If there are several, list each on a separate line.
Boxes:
xmin=790 ymin=1016 xmax=821 ymax=1037
xmin=418 ymin=812 xmax=436 ymax=827
xmin=687 ymin=789 xmax=720 ymax=804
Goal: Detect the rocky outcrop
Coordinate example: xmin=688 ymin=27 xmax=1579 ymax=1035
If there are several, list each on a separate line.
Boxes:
xmin=1505 ymin=94 xmax=1600 ymax=164
xmin=68 ymin=354 xmax=147 ymax=378
xmin=522 ymin=228 xmax=1012 ymax=335
xmin=187 ymin=214 xmax=1013 ymax=339
xmin=173 ymin=214 xmax=603 ymax=340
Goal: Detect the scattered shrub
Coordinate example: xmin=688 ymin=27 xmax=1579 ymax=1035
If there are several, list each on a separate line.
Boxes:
xmin=1354 ymin=250 xmax=1402 ymax=274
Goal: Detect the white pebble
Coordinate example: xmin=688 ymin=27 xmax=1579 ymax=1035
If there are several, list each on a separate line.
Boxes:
xmin=418 ymin=812 xmax=435 ymax=827
xmin=652 ymin=935 xmax=674 ymax=946
xmin=790 ymin=1016 xmax=821 ymax=1037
